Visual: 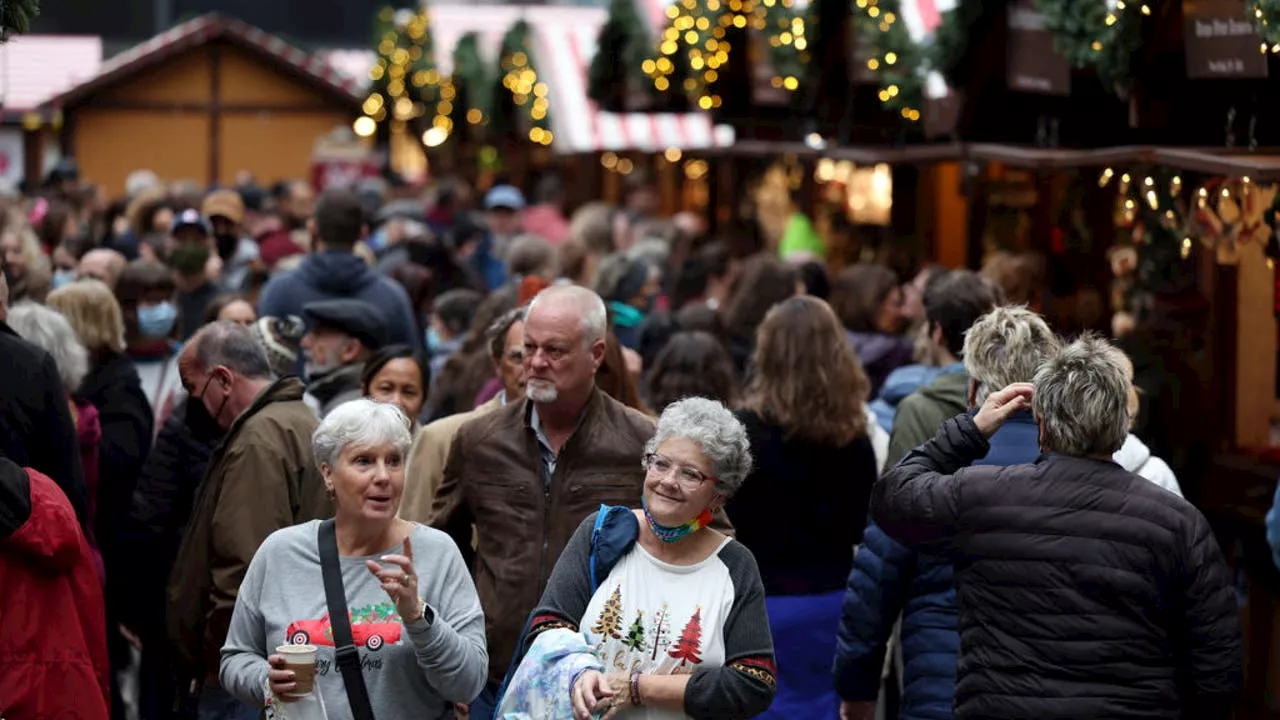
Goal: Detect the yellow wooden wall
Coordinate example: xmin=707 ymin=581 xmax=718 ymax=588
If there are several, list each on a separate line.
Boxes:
xmin=72 ymin=43 xmax=352 ymax=194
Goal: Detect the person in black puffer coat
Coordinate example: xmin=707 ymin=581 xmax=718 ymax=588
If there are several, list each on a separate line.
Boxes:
xmin=872 ymin=335 xmax=1241 ymax=720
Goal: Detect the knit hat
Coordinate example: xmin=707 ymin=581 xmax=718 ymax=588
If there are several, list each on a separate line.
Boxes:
xmin=250 ymin=315 xmax=305 ymax=377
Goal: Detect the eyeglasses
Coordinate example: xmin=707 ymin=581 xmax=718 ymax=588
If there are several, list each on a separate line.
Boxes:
xmin=643 ymin=453 xmax=719 ymax=490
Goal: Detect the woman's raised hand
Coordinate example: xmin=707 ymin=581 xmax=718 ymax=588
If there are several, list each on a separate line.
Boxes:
xmin=366 ymin=535 xmax=422 ymax=623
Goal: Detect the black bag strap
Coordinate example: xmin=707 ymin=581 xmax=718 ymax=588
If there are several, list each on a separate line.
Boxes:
xmin=318 ymin=519 xmax=376 ymax=720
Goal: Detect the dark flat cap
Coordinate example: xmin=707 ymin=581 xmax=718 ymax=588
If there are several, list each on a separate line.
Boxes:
xmin=303 ymin=299 xmax=390 ymax=350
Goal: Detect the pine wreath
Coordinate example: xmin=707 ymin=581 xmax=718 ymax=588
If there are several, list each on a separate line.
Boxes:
xmin=1032 ymin=0 xmax=1145 ymax=93
xmin=0 ymin=0 xmax=39 ymax=41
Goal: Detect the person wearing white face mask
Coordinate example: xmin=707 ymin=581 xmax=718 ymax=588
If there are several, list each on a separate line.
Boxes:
xmin=115 ymin=259 xmax=185 ymax=430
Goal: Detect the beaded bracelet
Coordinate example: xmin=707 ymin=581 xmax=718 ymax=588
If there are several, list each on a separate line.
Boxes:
xmin=629 ymin=670 xmax=642 ymax=707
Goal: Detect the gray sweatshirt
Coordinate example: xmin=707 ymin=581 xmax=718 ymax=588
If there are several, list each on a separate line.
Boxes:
xmin=220 ymin=520 xmax=488 ymax=719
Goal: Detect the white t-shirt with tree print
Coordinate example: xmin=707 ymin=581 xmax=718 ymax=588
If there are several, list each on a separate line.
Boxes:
xmin=579 ymin=536 xmax=734 ymax=719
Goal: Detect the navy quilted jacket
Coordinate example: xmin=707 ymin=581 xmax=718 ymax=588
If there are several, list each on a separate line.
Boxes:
xmin=833 ymin=411 xmax=1040 ymax=719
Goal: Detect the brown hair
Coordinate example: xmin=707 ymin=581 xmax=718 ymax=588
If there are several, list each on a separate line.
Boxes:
xmin=830 ymin=263 xmax=900 ymax=333
xmin=596 ymin=331 xmax=650 ymax=415
xmin=723 ymin=253 xmax=799 ymax=345
xmin=745 ymin=295 xmax=869 ymax=445
xmin=644 ymin=331 xmax=738 ymax=413
xmin=981 ymin=251 xmax=1046 ymax=308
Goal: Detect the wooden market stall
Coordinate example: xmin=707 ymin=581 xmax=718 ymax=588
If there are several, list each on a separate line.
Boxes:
xmin=40 ymin=14 xmax=364 ymax=194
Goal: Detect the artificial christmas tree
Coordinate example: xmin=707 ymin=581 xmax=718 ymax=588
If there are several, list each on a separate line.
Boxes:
xmin=668 ymin=607 xmax=704 ymax=667
xmin=0 ymin=0 xmax=39 ymax=41
xmin=591 ymin=586 xmax=625 ymax=641
xmin=588 ymin=0 xmax=652 ymax=110
xmin=367 ymin=6 xmax=444 ymax=137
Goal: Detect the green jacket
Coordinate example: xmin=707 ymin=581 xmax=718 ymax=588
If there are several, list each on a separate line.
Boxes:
xmin=884 ymin=371 xmax=970 ymax=469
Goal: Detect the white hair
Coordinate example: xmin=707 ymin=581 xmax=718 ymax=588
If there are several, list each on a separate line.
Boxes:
xmin=527 ymin=284 xmax=608 ymax=346
xmin=8 ymin=301 xmax=90 ymax=393
xmin=311 ymin=398 xmax=413 ymax=470
xmin=1032 ymin=334 xmax=1131 ymax=457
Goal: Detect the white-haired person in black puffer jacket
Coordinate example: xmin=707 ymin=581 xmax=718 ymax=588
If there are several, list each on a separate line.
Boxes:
xmin=872 ymin=334 xmax=1241 ymax=720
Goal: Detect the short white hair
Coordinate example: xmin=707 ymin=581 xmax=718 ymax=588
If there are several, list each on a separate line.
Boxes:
xmin=645 ymin=397 xmax=753 ymax=497
xmin=311 ymin=398 xmax=413 ymax=470
xmin=7 ymin=301 xmax=90 ymax=393
xmin=527 ymin=284 xmax=608 ymax=346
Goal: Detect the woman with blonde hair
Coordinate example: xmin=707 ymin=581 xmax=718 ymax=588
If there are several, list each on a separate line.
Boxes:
xmin=47 ymin=279 xmax=155 ymax=719
xmin=2 ymin=212 xmax=51 ymax=303
xmin=731 ymin=295 xmax=878 ymax=719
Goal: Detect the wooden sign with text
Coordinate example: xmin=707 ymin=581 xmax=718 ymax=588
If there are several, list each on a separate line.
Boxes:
xmin=1184 ymin=0 xmax=1268 ymax=79
xmin=1006 ymin=0 xmax=1071 ymax=95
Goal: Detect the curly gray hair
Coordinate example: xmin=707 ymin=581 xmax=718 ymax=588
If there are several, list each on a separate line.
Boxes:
xmin=1032 ymin=334 xmax=1130 ymax=457
xmin=312 ymin=398 xmax=413 ymax=471
xmin=644 ymin=397 xmax=753 ymax=496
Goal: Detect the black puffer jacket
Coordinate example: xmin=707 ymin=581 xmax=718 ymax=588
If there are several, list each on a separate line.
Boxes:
xmin=872 ymin=413 xmax=1242 ymax=719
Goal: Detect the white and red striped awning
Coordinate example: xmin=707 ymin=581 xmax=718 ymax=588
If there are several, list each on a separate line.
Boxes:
xmin=0 ymin=35 xmax=102 ymax=114
xmin=321 ymin=3 xmax=734 ymax=155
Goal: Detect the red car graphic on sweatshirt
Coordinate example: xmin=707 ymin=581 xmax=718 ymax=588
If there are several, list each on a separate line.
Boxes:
xmin=285 ymin=612 xmax=402 ymax=651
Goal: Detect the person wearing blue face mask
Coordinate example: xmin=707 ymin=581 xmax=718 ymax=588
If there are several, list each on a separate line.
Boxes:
xmin=116 ymin=260 xmax=185 ymax=429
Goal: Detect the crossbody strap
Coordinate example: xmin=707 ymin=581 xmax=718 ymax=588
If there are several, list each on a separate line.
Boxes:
xmin=318 ymin=519 xmax=376 ymax=720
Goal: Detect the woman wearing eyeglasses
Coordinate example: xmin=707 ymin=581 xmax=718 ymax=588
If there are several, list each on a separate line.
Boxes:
xmin=500 ymin=397 xmax=776 ymax=719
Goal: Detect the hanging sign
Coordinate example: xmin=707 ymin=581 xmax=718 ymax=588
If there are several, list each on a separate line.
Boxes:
xmin=1184 ymin=0 xmax=1268 ymax=79
xmin=1006 ymin=0 xmax=1071 ymax=95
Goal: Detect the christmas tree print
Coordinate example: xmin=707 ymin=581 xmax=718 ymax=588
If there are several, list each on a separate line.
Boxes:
xmin=623 ymin=610 xmax=646 ymax=652
xmin=668 ymin=607 xmax=704 ymax=667
xmin=647 ymin=603 xmax=671 ymax=661
xmin=591 ymin=586 xmax=625 ymax=641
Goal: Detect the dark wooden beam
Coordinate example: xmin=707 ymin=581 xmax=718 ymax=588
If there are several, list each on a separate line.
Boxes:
xmin=209 ymin=43 xmax=221 ymax=186
xmin=76 ymin=99 xmax=345 ymax=114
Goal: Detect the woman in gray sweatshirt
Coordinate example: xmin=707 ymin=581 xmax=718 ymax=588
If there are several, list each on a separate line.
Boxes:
xmin=219 ymin=398 xmax=488 ymax=718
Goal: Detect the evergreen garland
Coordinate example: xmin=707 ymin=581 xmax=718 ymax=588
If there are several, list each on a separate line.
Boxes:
xmin=589 ymin=0 xmax=653 ymax=110
xmin=931 ymin=0 xmax=992 ymax=86
xmin=450 ymin=33 xmax=491 ymax=130
xmin=852 ymin=0 xmax=924 ymax=119
xmin=493 ymin=20 xmax=553 ymax=146
xmin=0 ymin=0 xmax=39 ymax=41
xmin=368 ymin=6 xmax=443 ymax=133
xmin=1250 ymin=0 xmax=1280 ymax=47
xmin=1033 ymin=0 xmax=1145 ymax=93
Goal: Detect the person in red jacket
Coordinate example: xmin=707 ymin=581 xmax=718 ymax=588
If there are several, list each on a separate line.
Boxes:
xmin=0 ymin=458 xmax=111 ymax=719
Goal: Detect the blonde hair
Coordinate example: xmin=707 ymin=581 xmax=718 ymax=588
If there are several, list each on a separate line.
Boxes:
xmin=46 ymin=279 xmax=127 ymax=355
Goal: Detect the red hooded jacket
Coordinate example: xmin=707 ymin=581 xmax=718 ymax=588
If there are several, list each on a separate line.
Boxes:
xmin=0 ymin=461 xmax=111 ymax=720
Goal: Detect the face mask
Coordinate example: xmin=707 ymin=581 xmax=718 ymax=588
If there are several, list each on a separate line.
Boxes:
xmin=51 ymin=268 xmax=76 ymax=290
xmin=426 ymin=328 xmax=444 ymax=355
xmin=137 ymin=302 xmax=177 ymax=339
xmin=215 ymin=233 xmax=239 ymax=262
xmin=169 ymin=243 xmax=210 ymax=276
xmin=183 ymin=394 xmax=224 ymax=438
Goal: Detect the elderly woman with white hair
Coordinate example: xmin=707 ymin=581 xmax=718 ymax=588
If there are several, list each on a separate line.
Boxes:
xmin=219 ymin=398 xmax=488 ymax=718
xmin=7 ymin=300 xmax=104 ymax=581
xmin=499 ymin=397 xmax=776 ymax=720
xmin=871 ymin=335 xmax=1240 ymax=719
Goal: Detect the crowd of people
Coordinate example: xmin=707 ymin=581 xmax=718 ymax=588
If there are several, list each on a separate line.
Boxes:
xmin=0 ymin=162 xmax=1243 ymax=720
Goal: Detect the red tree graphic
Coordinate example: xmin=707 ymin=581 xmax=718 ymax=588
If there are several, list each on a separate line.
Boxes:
xmin=668 ymin=607 xmax=703 ymax=666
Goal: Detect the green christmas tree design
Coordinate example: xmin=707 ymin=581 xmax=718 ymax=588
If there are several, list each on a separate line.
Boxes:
xmin=591 ymin=586 xmax=625 ymax=641
xmin=623 ymin=610 xmax=646 ymax=652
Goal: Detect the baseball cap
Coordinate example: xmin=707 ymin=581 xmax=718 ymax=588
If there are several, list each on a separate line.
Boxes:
xmin=172 ymin=208 xmax=212 ymax=236
xmin=202 ymin=189 xmax=245 ymax=224
xmin=484 ymin=184 xmax=526 ymax=212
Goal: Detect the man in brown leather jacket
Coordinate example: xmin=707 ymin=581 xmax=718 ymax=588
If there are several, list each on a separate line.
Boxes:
xmin=430 ymin=285 xmax=656 ymax=717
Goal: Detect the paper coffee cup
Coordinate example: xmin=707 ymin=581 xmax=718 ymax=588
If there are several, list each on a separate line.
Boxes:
xmin=276 ymin=644 xmax=317 ymax=695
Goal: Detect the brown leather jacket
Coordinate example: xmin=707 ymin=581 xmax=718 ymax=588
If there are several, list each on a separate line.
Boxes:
xmin=429 ymin=389 xmax=657 ymax=684
xmin=166 ymin=377 xmax=330 ymax=685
